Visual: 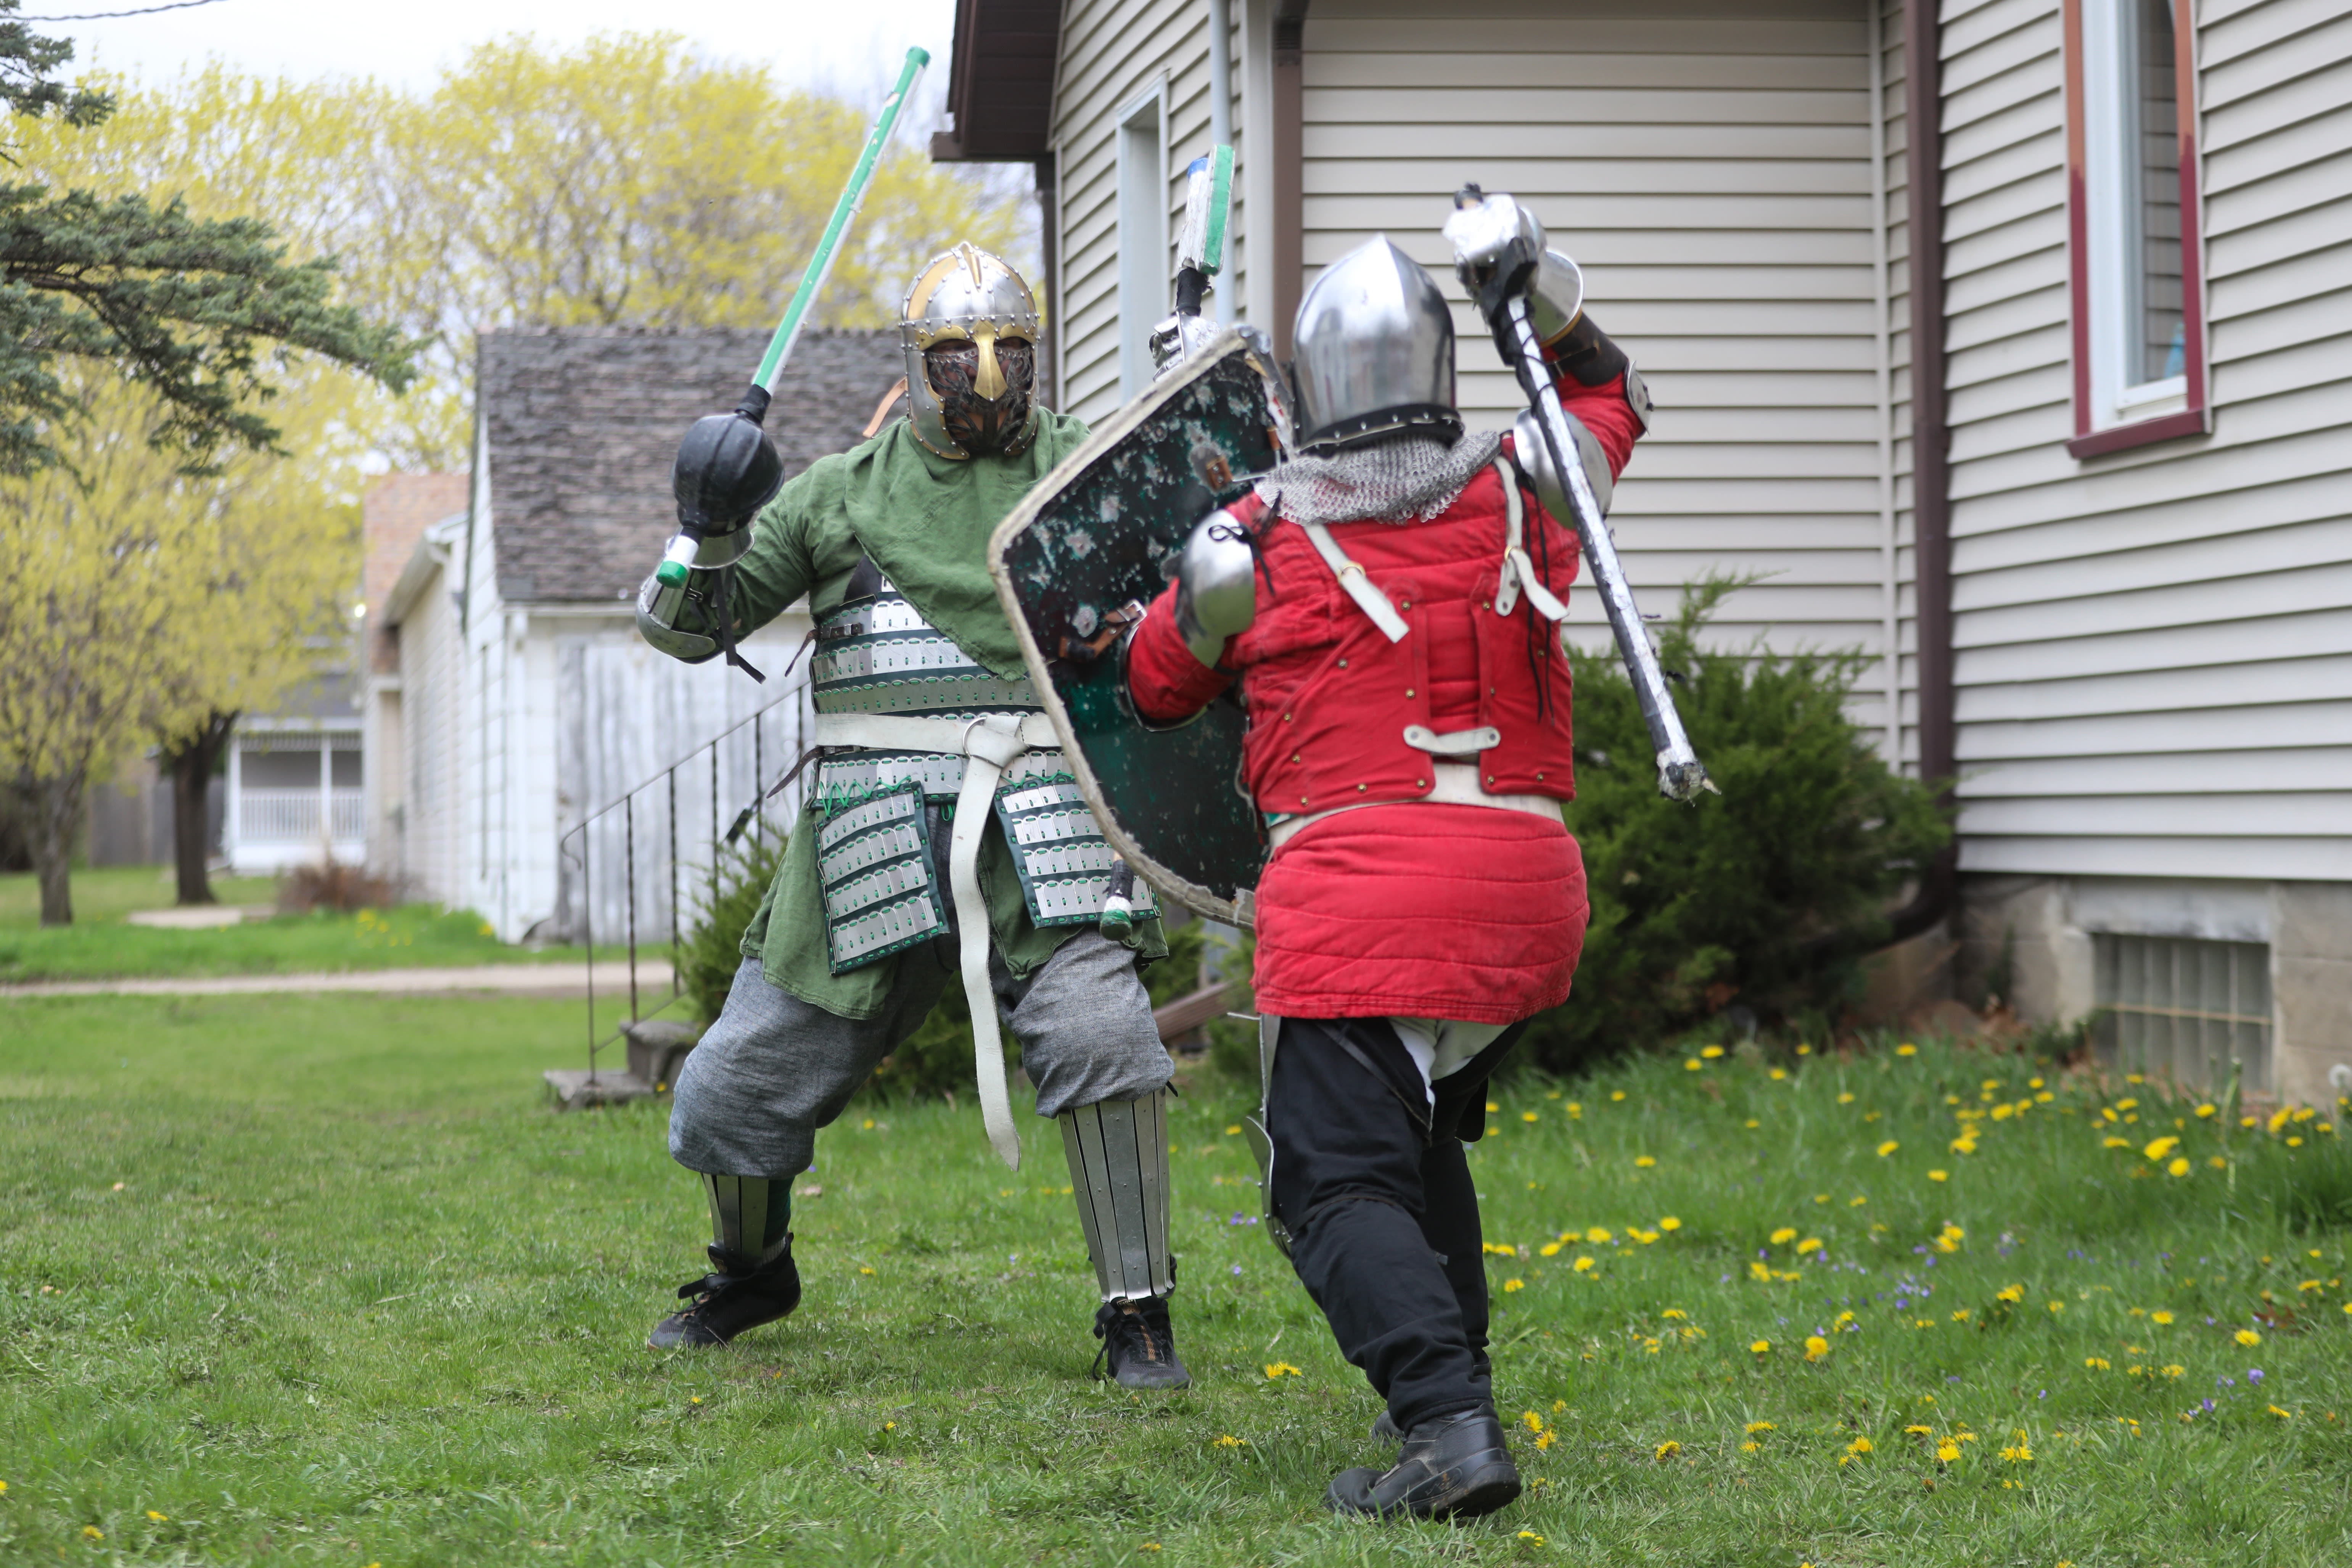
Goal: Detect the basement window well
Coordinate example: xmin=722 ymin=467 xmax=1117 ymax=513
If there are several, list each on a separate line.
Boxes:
xmin=2093 ymin=934 xmax=2270 ymax=1093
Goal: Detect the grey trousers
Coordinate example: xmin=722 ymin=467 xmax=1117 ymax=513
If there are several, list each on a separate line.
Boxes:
xmin=669 ymin=927 xmax=1174 ymax=1179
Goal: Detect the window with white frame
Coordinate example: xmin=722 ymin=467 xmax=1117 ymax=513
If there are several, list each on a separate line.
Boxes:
xmin=1116 ymin=82 xmax=1168 ymax=402
xmin=2066 ymin=0 xmax=2208 ymax=454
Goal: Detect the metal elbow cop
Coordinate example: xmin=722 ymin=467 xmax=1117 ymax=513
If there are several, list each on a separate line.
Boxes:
xmin=1173 ymin=502 xmax=1261 ymax=667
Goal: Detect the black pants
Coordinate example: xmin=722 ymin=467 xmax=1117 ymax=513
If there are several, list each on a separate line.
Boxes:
xmin=1266 ymin=1016 xmax=1523 ymax=1435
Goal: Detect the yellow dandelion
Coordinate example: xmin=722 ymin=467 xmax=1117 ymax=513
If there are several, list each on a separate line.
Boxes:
xmin=2164 ymin=1364 xmax=2185 ymax=1377
xmin=1586 ymin=1226 xmax=1613 ymax=1243
xmin=858 ymin=1266 xmax=876 ymax=1276
xmin=1503 ymin=1278 xmax=1525 ymax=1293
xmin=1518 ymin=1529 xmax=1546 ymax=1544
xmin=2269 ymin=1404 xmax=2293 ymax=1420
xmin=1684 ymin=1058 xmax=1703 ymax=1071
xmin=1847 ymin=1436 xmax=1873 ymax=1455
xmin=1850 ymin=1195 xmax=1868 ymax=1206
xmin=2237 ymin=1328 xmax=2262 ymax=1346
xmin=1741 ymin=1440 xmax=1760 ymax=1452
xmin=1904 ymin=1424 xmax=1934 ymax=1436
xmin=1770 ymin=1066 xmax=1788 ymax=1080
xmin=1928 ymin=1169 xmax=1949 ymax=1182
xmin=1263 ymin=1361 xmax=1301 ymax=1378
xmin=1224 ymin=1123 xmax=1242 ymax=1135
xmin=1837 ymin=1092 xmax=1857 ymax=1105
xmin=1574 ymin=1256 xmax=1597 ymax=1274
xmin=1612 ymin=1089 xmax=1626 ymax=1101
xmin=1486 ymin=1100 xmax=1500 ymax=1113
xmin=1535 ymin=1429 xmax=1556 ymax=1449
xmin=1521 ymin=1111 xmax=1538 ymax=1123
xmin=1896 ymin=1043 xmax=1918 ymax=1057
xmin=1659 ymin=1216 xmax=1682 ymax=1231
xmin=145 ymin=1512 xmax=167 ymax=1522
xmin=1522 ymin=1410 xmax=1545 ymax=1432
xmin=1935 ymin=1440 xmax=1960 ymax=1463
xmin=1655 ymin=1440 xmax=1681 ymax=1459
xmin=1877 ymin=1140 xmax=1900 ymax=1157
xmin=2000 ymin=1443 xmax=2032 ymax=1462
xmin=1539 ymin=1241 xmax=1562 ymax=1257
xmin=1771 ymin=1227 xmax=1798 ymax=1245
xmin=1750 ymin=1338 xmax=1771 ymax=1354
xmin=1797 ymin=1237 xmax=1823 ymax=1253
xmin=1747 ymin=1420 xmax=1776 ymax=1434
xmin=1634 ymin=1155 xmax=1657 ymax=1168
xmin=1804 ymin=1335 xmax=1830 ymax=1361
xmin=2151 ymin=1310 xmax=2174 ymax=1325
xmin=2085 ymin=1357 xmax=2111 ymax=1370
xmin=2143 ymin=1135 xmax=2181 ymax=1161
xmin=1214 ymin=1434 xmax=1248 ymax=1447
xmin=82 ymin=1527 xmax=104 ymax=1541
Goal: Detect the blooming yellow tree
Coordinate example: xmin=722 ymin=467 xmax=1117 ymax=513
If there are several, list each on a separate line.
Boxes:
xmin=0 ymin=379 xmax=359 ymax=922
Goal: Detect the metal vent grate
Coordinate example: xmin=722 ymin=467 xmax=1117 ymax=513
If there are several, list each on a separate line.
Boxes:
xmin=2093 ymin=934 xmax=2270 ymax=1092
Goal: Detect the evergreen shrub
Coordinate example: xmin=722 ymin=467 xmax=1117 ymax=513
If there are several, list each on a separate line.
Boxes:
xmin=1523 ymin=574 xmax=1951 ymax=1072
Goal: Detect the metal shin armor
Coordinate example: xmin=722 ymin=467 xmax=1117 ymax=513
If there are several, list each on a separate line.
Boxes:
xmin=1290 ymin=237 xmax=1459 ymax=453
xmin=1060 ymin=1089 xmax=1176 ymax=1301
xmin=901 ymin=243 xmax=1043 ymax=460
xmin=702 ymin=1172 xmax=791 ymax=1265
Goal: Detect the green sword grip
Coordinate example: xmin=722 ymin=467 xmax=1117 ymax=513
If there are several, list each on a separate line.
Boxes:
xmin=752 ymin=45 xmax=931 ymax=394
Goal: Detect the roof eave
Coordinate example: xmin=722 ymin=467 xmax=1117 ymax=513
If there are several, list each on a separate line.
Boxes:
xmin=932 ymin=0 xmax=1060 ymax=163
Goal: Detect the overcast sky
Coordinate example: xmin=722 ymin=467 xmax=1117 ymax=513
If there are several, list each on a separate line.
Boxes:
xmin=45 ymin=0 xmax=955 ymax=106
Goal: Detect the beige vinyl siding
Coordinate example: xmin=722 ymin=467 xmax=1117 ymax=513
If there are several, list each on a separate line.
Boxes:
xmin=1052 ymin=0 xmax=1246 ymax=425
xmin=1302 ymin=0 xmax=1903 ymax=739
xmin=1937 ymin=0 xmax=2352 ymax=882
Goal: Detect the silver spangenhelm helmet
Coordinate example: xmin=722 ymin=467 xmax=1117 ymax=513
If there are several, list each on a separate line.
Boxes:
xmin=1290 ymin=236 xmax=1459 ymax=453
xmin=900 ymin=243 xmax=1043 ymax=460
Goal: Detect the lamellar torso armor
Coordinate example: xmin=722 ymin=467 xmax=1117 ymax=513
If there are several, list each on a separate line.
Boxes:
xmin=807 ymin=567 xmax=1153 ymax=975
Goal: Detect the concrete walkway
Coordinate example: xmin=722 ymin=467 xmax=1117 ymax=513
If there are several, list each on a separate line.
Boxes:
xmin=1 ymin=959 xmax=675 ymax=1000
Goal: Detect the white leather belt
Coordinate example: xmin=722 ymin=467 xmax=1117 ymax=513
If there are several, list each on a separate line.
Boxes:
xmin=1268 ymin=761 xmax=1562 ymax=850
xmin=810 ymin=710 xmax=1062 ymax=1169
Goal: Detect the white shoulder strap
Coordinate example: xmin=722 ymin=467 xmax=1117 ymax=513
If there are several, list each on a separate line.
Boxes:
xmin=1491 ymin=457 xmax=1569 ymax=625
xmin=1300 ymin=520 xmax=1410 ymax=643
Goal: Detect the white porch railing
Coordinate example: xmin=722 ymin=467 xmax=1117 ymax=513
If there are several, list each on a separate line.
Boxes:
xmin=239 ymin=788 xmax=366 ymax=844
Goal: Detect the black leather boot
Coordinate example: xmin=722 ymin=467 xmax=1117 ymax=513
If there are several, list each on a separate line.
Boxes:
xmin=1326 ymin=1409 xmax=1521 ymax=1520
xmin=648 ymin=1241 xmax=801 ymax=1348
xmin=1092 ymin=1295 xmax=1191 ymax=1389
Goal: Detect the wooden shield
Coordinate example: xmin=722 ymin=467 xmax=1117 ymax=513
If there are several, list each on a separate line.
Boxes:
xmin=987 ymin=329 xmax=1288 ymax=925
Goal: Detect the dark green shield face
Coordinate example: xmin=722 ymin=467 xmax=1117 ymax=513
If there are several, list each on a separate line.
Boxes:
xmin=988 ymin=332 xmax=1289 ymax=925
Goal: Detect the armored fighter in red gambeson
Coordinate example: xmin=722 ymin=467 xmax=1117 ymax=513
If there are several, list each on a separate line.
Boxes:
xmin=1117 ymin=193 xmax=1655 ymax=1519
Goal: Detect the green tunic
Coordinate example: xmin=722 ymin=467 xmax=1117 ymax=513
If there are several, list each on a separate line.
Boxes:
xmin=708 ymin=411 xmax=1166 ymax=1020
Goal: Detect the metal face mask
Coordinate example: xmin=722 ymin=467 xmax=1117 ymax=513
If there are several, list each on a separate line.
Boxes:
xmin=901 ymin=243 xmax=1043 ymax=459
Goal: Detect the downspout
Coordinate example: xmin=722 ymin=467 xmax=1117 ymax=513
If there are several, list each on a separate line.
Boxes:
xmin=1891 ymin=0 xmax=1958 ymax=943
xmin=1208 ymin=0 xmax=1234 ymax=324
xmin=1036 ymin=155 xmax=1060 ymax=407
xmin=1270 ymin=0 xmax=1310 ymax=359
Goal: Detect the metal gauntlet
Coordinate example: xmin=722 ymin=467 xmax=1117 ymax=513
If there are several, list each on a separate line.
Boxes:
xmin=1173 ymin=505 xmax=1258 ymax=668
xmin=636 ymin=569 xmax=721 ymax=664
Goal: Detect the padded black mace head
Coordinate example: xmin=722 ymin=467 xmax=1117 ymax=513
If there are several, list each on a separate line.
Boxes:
xmin=672 ymin=385 xmax=784 ymax=536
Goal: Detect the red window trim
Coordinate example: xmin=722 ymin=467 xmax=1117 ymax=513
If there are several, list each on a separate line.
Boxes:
xmin=2061 ymin=0 xmax=2210 ymax=460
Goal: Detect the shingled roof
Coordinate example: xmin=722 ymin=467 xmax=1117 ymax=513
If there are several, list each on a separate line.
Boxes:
xmin=477 ymin=327 xmax=901 ymax=604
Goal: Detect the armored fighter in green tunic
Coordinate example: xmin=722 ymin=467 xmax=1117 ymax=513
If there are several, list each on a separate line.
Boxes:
xmin=634 ymin=244 xmax=1189 ymax=1388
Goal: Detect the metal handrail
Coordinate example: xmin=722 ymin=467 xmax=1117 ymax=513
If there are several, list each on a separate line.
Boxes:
xmin=555 ymin=676 xmax=810 ymax=1084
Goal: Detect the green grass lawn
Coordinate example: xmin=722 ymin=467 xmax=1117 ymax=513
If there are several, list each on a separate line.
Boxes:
xmin=3 ymin=994 xmax=2349 ymax=1566
xmin=0 ymin=868 xmax=622 ymax=983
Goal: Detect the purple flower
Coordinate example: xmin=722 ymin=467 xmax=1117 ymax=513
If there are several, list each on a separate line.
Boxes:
xmin=2202 ymin=1398 xmax=2215 ymax=1412
xmin=1231 ymin=1264 xmax=1243 ymax=1275
xmin=1895 ymin=1298 xmax=1909 ymax=1310
xmin=2247 ymin=1368 xmax=2264 ymax=1384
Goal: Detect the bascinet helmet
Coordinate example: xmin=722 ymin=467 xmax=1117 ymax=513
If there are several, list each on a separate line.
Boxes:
xmin=1289 ymin=236 xmax=1459 ymax=453
xmin=900 ymin=243 xmax=1043 ymax=460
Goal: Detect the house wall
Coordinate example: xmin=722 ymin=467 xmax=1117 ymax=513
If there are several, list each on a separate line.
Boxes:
xmin=1293 ymin=1 xmax=1910 ymax=738
xmin=1928 ymin=0 xmax=2352 ymax=1103
xmin=396 ymin=552 xmax=466 ymax=907
xmin=1053 ymin=0 xmax=1245 ymax=423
